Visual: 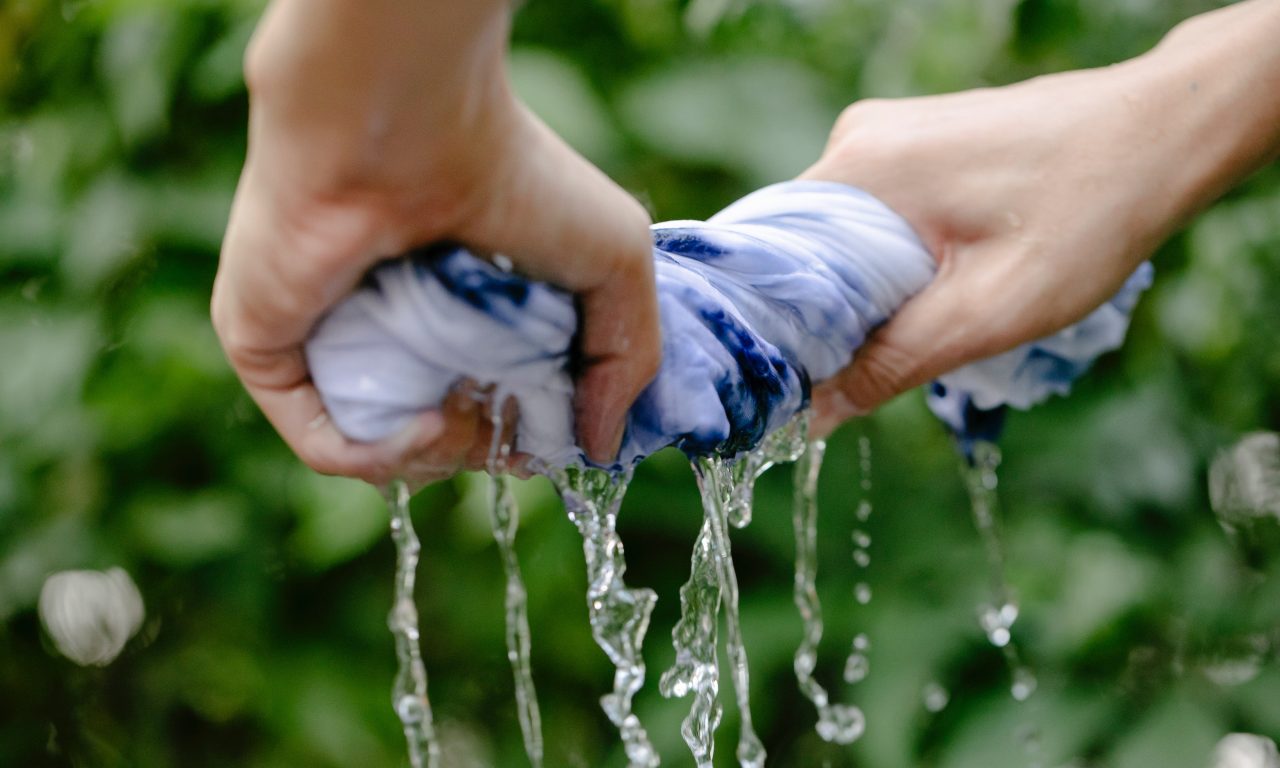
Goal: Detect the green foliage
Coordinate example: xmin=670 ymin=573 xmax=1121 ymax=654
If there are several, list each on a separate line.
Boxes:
xmin=2 ymin=0 xmax=1278 ymax=766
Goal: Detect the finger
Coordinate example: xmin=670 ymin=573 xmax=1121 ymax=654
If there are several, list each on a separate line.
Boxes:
xmin=812 ymin=267 xmax=994 ymax=430
xmin=214 ymin=168 xmax=392 ymax=371
xmin=462 ymin=107 xmax=660 ymax=463
xmin=243 ymin=370 xmax=447 ymax=485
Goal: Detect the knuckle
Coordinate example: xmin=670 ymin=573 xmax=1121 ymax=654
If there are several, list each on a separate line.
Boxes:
xmin=842 ymin=343 xmax=916 ymax=411
xmin=831 ymin=99 xmax=890 ymax=143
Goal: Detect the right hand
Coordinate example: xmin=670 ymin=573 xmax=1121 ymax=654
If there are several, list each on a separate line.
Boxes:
xmin=212 ymin=0 xmax=660 ymax=486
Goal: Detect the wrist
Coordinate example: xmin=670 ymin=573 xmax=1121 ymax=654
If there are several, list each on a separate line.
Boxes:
xmin=244 ymin=0 xmax=519 ymax=220
xmin=1127 ymin=1 xmax=1280 ymax=227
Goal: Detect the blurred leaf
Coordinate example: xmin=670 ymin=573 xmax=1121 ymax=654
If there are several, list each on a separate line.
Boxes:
xmin=188 ymin=15 xmax=254 ymax=102
xmin=0 ymin=303 xmax=97 ymax=442
xmin=1107 ymin=688 xmax=1224 ymax=768
xmin=510 ymin=47 xmax=620 ymax=166
xmin=620 ymin=57 xmax=832 ymax=185
xmin=288 ymin=472 xmax=384 ymax=571
xmin=860 ymin=0 xmax=1018 ymax=96
xmin=61 ymin=169 xmax=145 ymax=291
xmin=1041 ymin=532 xmax=1157 ymax=657
xmin=0 ymin=515 xmax=96 ymax=621
xmin=128 ymin=488 xmax=249 ymax=567
xmin=97 ymin=7 xmax=190 ymax=146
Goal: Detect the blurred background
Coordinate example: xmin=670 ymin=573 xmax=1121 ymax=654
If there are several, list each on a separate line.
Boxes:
xmin=2 ymin=0 xmax=1279 ymax=766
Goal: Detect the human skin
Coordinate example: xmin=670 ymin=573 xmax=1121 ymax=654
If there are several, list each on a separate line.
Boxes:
xmin=212 ymin=0 xmax=659 ymax=484
xmin=804 ymin=0 xmax=1280 ymax=436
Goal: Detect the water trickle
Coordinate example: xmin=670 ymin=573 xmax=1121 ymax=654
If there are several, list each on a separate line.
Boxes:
xmin=790 ymin=439 xmax=867 ymax=746
xmin=692 ymin=456 xmax=767 ymax=767
xmin=383 ymin=479 xmax=442 ymax=768
xmin=553 ymin=466 xmax=660 ymax=768
xmin=724 ymin=414 xmax=810 ymax=529
xmin=485 ymin=410 xmax=545 ymax=767
xmin=961 ymin=441 xmax=1037 ymax=702
xmin=846 ymin=435 xmax=875 ymax=666
xmin=486 ymin=473 xmax=544 ymax=766
xmin=660 ymin=513 xmax=722 ymax=767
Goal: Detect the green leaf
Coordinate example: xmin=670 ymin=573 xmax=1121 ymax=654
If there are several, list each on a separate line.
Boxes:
xmin=128 ymin=488 xmax=250 ymax=567
xmin=288 ymin=471 xmax=384 ymax=571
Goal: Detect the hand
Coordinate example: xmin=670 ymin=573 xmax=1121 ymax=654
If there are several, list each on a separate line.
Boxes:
xmin=803 ymin=0 xmax=1280 ymax=436
xmin=211 ymin=0 xmax=660 ymax=486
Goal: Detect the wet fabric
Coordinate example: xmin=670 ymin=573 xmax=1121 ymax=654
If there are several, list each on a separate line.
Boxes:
xmin=306 ymin=181 xmax=1152 ymax=469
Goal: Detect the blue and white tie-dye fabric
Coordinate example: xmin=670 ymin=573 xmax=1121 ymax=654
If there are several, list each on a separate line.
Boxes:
xmin=305 ymin=180 xmax=1152 ymax=470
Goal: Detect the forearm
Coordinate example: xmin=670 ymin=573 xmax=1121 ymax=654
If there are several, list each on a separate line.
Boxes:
xmin=1130 ymin=0 xmax=1280 ymax=231
xmin=243 ymin=0 xmax=516 ymax=195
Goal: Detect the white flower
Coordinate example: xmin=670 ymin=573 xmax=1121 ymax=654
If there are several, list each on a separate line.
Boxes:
xmin=38 ymin=567 xmax=145 ymax=667
xmin=1213 ymin=734 xmax=1280 ymax=768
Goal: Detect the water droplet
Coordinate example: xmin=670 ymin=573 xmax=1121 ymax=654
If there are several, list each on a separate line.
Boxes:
xmin=396 ymin=694 xmax=427 ymax=724
xmin=922 ymin=682 xmax=949 ymax=712
xmin=815 ymin=704 xmax=866 ymax=745
xmin=854 ymin=583 xmax=872 ymax=605
xmin=1011 ymin=667 xmax=1037 ymax=701
xmin=852 ymin=633 xmax=870 ymax=652
xmin=852 ymin=549 xmax=870 ymax=568
xmin=852 ymin=530 xmax=871 ymax=549
xmin=843 ymin=652 xmax=869 ymax=684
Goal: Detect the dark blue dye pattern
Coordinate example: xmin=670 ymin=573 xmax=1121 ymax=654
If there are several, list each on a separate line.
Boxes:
xmin=928 ymin=382 xmax=1008 ymax=462
xmin=697 ymin=306 xmax=797 ymax=455
xmin=1023 ymin=348 xmax=1083 ymax=387
xmin=417 ymin=246 xmax=531 ymax=314
xmin=652 ymin=229 xmax=732 ymax=261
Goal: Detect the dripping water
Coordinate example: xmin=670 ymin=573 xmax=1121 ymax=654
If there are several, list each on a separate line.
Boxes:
xmin=845 ymin=434 xmax=873 ymax=685
xmin=553 ymin=466 xmax=660 ymax=768
xmin=485 ymin=408 xmax=544 ymax=768
xmin=692 ymin=456 xmax=767 ymax=768
xmin=660 ymin=508 xmax=723 ymax=768
xmin=661 ymin=414 xmax=808 ymax=767
xmin=791 ymin=438 xmax=867 ymax=745
xmin=961 ymin=441 xmax=1037 ymax=702
xmin=383 ymin=479 xmax=443 ymax=768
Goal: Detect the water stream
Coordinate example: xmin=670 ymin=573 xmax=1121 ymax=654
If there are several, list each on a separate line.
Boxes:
xmin=383 ymin=479 xmax=443 ymax=768
xmin=659 ymin=415 xmax=808 ymax=767
xmin=486 ymin=473 xmax=544 ymax=766
xmin=791 ymin=438 xmax=867 ymax=744
xmin=375 ymin=418 xmax=1042 ymax=767
xmin=485 ymin=410 xmax=545 ymax=767
xmin=552 ymin=466 xmax=661 ymax=768
xmin=691 ymin=455 xmax=767 ymax=768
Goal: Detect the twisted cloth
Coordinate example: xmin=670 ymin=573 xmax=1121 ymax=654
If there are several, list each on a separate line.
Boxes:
xmin=306 ymin=181 xmax=1152 ymax=469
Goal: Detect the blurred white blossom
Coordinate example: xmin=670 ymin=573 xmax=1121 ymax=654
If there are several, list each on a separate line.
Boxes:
xmin=1212 ymin=734 xmax=1280 ymax=768
xmin=1210 ymin=432 xmax=1280 ymax=526
xmin=39 ymin=567 xmax=145 ymax=667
